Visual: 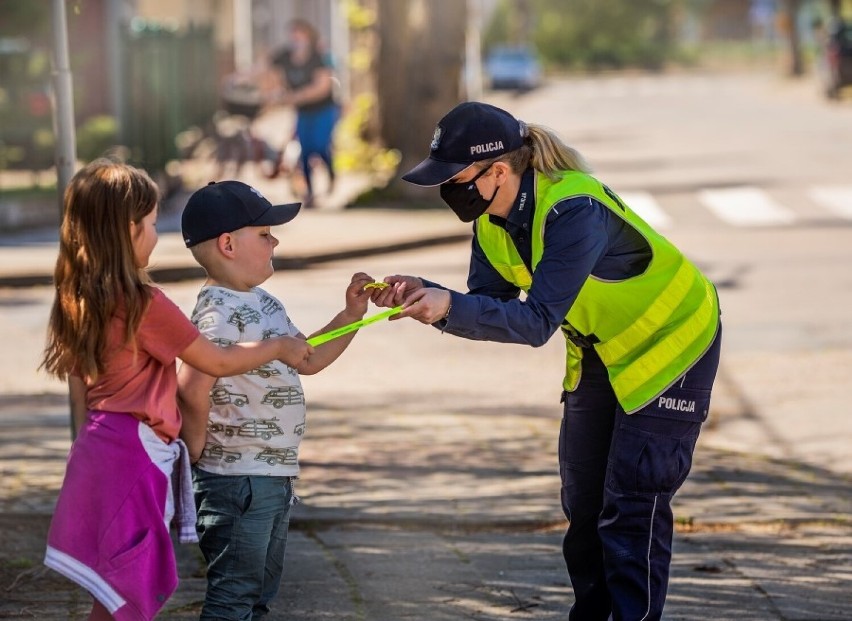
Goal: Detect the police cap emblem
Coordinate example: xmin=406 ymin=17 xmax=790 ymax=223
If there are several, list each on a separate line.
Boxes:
xmin=430 ymin=126 xmax=442 ymax=151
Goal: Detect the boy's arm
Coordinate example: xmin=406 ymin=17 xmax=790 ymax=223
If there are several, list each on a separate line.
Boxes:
xmin=295 ymin=310 xmax=362 ymax=375
xmin=177 ymin=362 xmax=217 ymax=463
xmin=296 ymin=272 xmax=373 ymax=375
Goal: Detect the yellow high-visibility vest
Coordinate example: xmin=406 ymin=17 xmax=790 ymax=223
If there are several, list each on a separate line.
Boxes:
xmin=475 ymin=171 xmax=719 ymax=413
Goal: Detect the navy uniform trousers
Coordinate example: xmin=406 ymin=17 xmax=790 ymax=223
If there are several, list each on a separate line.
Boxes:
xmin=559 ymin=325 xmax=721 ymax=621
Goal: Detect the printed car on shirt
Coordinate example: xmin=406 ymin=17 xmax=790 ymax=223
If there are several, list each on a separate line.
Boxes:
xmin=228 ymin=305 xmax=263 ymax=330
xmin=202 ymin=443 xmax=242 ymax=463
xmin=255 ymin=447 xmax=298 ymax=466
xmin=261 ymin=386 xmax=305 ymax=408
xmin=210 ymin=386 xmax=249 ymax=407
xmin=247 ymin=363 xmax=281 ymax=379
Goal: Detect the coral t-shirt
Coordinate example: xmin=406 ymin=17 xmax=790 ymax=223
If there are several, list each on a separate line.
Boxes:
xmin=84 ymin=287 xmax=199 ymax=442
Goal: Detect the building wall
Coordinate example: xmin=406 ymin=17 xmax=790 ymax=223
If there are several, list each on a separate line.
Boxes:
xmin=134 ymin=0 xmax=340 ymax=88
xmin=67 ymin=0 xmax=110 ymax=119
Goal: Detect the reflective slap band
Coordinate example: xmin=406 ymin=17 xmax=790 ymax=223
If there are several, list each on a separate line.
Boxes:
xmin=306 ymin=306 xmax=403 ymax=346
xmin=363 ymin=282 xmax=390 ymax=290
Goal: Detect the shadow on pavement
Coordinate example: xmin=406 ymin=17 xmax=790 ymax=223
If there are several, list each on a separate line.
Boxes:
xmin=1 ymin=392 xmax=850 ymax=618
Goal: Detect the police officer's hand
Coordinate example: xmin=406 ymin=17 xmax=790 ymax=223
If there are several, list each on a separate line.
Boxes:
xmin=369 ymin=275 xmax=423 ymax=312
xmin=399 ymin=287 xmax=451 ymax=325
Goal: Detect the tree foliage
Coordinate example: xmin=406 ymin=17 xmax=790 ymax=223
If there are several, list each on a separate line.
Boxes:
xmin=485 ymin=0 xmax=682 ymax=70
xmin=0 ymin=1 xmax=51 ymax=39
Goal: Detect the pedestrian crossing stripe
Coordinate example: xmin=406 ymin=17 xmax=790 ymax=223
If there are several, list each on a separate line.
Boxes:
xmin=696 ymin=187 xmax=797 ymax=227
xmin=604 ymin=185 xmax=852 ymax=229
xmin=619 ymin=192 xmax=673 ymax=230
xmin=809 ymin=186 xmax=852 ymax=220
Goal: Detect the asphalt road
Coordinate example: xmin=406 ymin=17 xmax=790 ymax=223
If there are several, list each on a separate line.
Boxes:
xmin=483 ymin=71 xmax=852 ymax=474
xmin=2 ymin=69 xmax=851 ymax=474
xmin=1 ymin=69 xmax=851 ymax=619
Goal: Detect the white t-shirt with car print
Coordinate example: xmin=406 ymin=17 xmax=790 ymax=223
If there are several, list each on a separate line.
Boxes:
xmin=191 ymin=285 xmax=306 ymax=476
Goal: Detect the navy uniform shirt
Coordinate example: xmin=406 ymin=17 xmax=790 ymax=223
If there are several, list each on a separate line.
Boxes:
xmin=427 ymin=168 xmax=652 ymax=346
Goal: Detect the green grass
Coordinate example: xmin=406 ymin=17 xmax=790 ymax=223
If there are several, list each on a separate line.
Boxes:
xmin=679 ymin=40 xmax=820 ymax=72
xmin=3 ymin=556 xmax=34 ymax=570
xmin=0 ymin=184 xmax=58 ymax=200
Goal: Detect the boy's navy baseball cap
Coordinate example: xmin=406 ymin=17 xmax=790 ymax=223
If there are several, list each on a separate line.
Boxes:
xmin=402 ymin=102 xmax=526 ymax=187
xmin=181 ymin=181 xmax=301 ymax=247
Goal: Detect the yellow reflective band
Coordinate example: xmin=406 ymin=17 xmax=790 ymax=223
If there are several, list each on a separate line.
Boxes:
xmin=596 ymin=259 xmax=696 ymax=366
xmin=363 ymin=282 xmax=390 ymax=290
xmin=475 ymin=219 xmax=533 ymax=290
xmin=503 ymin=264 xmax=532 ymax=290
xmin=561 ymin=337 xmax=584 ymax=391
xmin=307 ymin=306 xmax=403 ymax=346
xmin=610 ymin=282 xmax=717 ymax=405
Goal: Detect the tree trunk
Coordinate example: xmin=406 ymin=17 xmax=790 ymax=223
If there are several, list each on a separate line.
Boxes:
xmin=829 ymin=0 xmax=841 ymax=21
xmin=375 ymin=0 xmax=467 ymax=197
xmin=781 ymin=0 xmax=804 ymax=77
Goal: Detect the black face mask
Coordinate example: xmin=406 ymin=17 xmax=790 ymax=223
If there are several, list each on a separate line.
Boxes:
xmin=439 ymin=165 xmax=499 ymax=222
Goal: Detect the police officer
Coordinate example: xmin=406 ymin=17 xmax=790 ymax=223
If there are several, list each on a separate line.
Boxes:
xmin=370 ymin=102 xmax=722 ymax=621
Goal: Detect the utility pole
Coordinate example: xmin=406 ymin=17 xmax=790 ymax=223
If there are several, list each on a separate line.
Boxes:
xmin=234 ymin=0 xmax=253 ymax=73
xmin=50 ymin=0 xmax=78 ymax=440
xmin=51 ymin=0 xmax=77 ymax=211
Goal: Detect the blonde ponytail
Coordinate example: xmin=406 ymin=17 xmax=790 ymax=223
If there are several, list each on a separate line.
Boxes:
xmin=526 ymin=124 xmax=591 ymax=178
xmin=480 ymin=123 xmax=591 ymax=180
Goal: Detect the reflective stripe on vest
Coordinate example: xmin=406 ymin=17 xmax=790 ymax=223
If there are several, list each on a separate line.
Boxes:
xmin=475 ymin=171 xmax=719 ymax=413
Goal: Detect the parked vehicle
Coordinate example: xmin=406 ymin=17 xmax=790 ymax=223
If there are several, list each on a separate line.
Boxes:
xmin=484 ymin=46 xmax=542 ymax=91
xmin=818 ymin=20 xmax=852 ymax=99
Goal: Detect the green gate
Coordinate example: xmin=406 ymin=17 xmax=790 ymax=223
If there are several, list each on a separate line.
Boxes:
xmin=120 ymin=22 xmax=217 ymax=172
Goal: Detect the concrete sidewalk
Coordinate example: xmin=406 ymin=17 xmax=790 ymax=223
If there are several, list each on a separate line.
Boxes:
xmin=0 ymin=173 xmax=850 ymax=619
xmin=1 ymin=394 xmax=850 ymax=619
xmin=0 ymin=172 xmax=472 ymax=288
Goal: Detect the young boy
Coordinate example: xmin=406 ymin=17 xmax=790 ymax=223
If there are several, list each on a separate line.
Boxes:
xmin=177 ymin=180 xmax=373 ymax=620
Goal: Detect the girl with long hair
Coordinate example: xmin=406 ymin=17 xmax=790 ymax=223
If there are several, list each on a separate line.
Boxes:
xmin=41 ymin=159 xmax=312 ymax=620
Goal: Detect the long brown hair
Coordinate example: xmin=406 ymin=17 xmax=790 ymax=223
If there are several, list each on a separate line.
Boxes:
xmin=41 ymin=159 xmax=159 ymax=381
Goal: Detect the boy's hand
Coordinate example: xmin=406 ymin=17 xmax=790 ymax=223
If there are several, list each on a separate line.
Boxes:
xmin=344 ymin=272 xmax=374 ymax=319
xmin=370 ymin=275 xmax=423 ymax=315
xmin=277 ymin=335 xmax=314 ymax=367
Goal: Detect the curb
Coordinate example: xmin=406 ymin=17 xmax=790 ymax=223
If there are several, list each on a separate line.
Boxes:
xmin=0 ymin=233 xmax=472 ymax=289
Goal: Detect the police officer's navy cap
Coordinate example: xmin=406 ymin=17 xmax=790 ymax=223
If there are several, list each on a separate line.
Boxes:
xmin=402 ymin=102 xmax=526 ymax=187
xmin=181 ymin=181 xmax=301 ymax=247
